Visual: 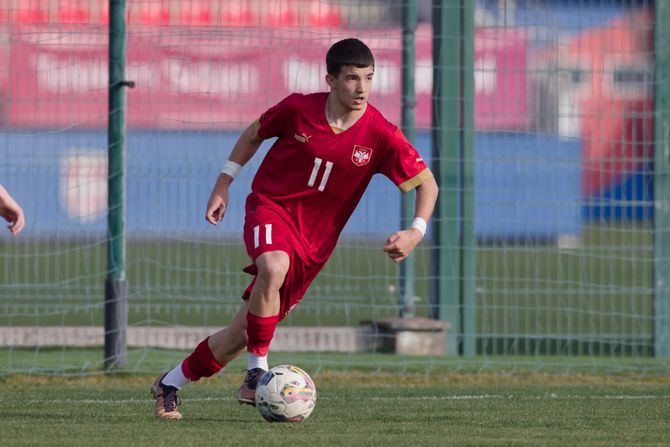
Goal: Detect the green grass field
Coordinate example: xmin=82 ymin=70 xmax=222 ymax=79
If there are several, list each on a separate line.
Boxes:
xmin=2 ymin=348 xmax=669 ymax=445
xmin=1 ymin=371 xmax=668 ymax=446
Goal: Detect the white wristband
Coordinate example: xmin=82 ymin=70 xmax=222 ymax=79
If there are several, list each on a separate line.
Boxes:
xmin=221 ymin=160 xmax=242 ymax=179
xmin=411 ymin=217 xmax=427 ymax=237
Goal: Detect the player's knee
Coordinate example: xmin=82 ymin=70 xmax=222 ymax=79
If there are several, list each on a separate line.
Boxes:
xmin=256 ymin=255 xmax=289 ymax=287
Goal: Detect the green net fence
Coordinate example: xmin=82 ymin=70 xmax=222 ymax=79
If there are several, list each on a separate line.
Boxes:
xmin=0 ymin=0 xmax=665 ymax=375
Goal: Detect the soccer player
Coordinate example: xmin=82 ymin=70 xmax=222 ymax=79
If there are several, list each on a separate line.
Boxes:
xmin=0 ymin=184 xmax=25 ymax=236
xmin=151 ymin=38 xmax=438 ymax=420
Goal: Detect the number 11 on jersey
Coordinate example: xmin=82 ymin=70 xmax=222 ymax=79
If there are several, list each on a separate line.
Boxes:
xmin=307 ymin=157 xmax=333 ymax=192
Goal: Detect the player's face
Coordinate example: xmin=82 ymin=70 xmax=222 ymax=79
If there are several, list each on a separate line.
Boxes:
xmin=328 ymin=65 xmax=374 ymax=111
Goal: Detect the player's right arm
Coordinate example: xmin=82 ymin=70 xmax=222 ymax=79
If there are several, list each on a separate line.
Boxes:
xmin=205 ymin=121 xmax=264 ymax=225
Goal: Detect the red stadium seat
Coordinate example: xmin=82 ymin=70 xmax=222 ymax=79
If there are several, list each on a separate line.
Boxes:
xmin=181 ymin=1 xmax=211 ymax=26
xmin=59 ymin=6 xmax=89 ymax=24
xmin=308 ymin=0 xmax=342 ymax=28
xmin=221 ymin=1 xmax=254 ymax=27
xmin=86 ymin=2 xmax=109 ymax=25
xmin=14 ymin=0 xmax=48 ymax=24
xmin=264 ymin=0 xmax=298 ymax=27
xmin=138 ymin=2 xmax=170 ymax=25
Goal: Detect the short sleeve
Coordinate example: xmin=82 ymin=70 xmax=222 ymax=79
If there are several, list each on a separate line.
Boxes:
xmin=256 ymin=94 xmax=300 ymax=140
xmin=378 ymin=127 xmax=432 ymax=192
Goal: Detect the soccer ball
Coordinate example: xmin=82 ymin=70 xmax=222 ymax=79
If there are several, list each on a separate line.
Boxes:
xmin=255 ymin=364 xmax=317 ymax=422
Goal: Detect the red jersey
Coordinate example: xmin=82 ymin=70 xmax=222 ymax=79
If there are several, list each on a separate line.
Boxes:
xmin=251 ymin=92 xmax=431 ymax=265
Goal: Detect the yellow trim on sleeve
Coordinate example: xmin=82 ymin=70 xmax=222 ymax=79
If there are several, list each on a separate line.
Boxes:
xmin=249 ymin=119 xmax=262 ymax=143
xmin=398 ymin=168 xmax=433 ymax=193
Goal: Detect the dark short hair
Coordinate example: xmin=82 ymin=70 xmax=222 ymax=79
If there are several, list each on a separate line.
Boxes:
xmin=326 ymin=38 xmax=375 ymax=76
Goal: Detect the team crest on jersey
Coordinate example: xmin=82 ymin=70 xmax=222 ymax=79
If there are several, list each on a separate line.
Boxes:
xmin=351 ymin=145 xmax=373 ymax=166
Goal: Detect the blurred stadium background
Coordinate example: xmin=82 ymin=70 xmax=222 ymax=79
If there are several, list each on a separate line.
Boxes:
xmin=0 ymin=0 xmax=667 ymax=374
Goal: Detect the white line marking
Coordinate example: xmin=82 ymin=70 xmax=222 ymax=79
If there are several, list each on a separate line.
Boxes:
xmin=4 ymin=395 xmax=670 ymax=405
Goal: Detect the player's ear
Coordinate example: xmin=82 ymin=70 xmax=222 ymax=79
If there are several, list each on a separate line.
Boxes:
xmin=325 ymin=73 xmax=336 ymax=90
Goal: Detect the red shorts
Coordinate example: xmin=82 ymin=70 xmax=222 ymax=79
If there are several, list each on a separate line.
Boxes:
xmin=241 ymin=199 xmax=322 ymax=321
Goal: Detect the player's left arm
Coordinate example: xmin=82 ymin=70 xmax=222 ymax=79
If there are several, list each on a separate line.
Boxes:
xmin=383 ymin=174 xmax=438 ymax=263
xmin=0 ymin=184 xmax=25 ymax=236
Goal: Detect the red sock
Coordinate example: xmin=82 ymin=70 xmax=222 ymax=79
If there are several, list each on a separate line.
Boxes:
xmin=181 ymin=337 xmax=224 ymax=382
xmin=246 ymin=312 xmax=279 ymax=356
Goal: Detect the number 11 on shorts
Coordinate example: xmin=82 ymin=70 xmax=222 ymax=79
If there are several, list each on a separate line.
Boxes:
xmin=253 ymin=224 xmax=273 ymax=248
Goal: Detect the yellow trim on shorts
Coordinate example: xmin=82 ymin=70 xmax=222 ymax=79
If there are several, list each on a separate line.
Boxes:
xmin=398 ymin=168 xmax=433 ymax=193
